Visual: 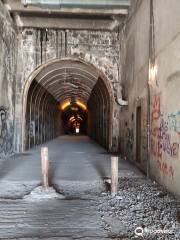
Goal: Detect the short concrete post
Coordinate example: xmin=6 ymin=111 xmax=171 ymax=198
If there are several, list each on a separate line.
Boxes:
xmin=41 ymin=147 xmax=49 ymax=188
xmin=111 ymin=156 xmax=118 ymax=196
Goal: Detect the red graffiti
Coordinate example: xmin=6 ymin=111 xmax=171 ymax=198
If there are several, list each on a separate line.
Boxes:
xmin=156 ymin=159 xmax=174 ymax=178
xmin=151 ymin=138 xmax=162 ymax=160
xmin=152 ymin=95 xmax=161 ymax=121
xmin=172 ymin=143 xmax=179 ymax=158
xmin=151 ymin=94 xmax=179 ymax=179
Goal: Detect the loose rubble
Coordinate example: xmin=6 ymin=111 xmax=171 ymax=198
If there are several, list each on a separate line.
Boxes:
xmin=98 ymin=176 xmax=180 ymax=239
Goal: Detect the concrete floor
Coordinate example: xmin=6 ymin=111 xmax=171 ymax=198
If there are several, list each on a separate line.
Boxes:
xmin=0 ymin=135 xmax=143 ymax=239
xmin=0 ymin=135 xmax=141 ymax=198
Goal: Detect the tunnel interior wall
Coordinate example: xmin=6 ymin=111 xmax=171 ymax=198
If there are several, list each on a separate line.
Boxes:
xmin=88 ymin=78 xmax=110 ymax=150
xmin=0 ymin=2 xmax=17 ymax=158
xmin=120 ymin=0 xmax=180 ymax=196
xmin=25 ymin=80 xmax=62 ymax=150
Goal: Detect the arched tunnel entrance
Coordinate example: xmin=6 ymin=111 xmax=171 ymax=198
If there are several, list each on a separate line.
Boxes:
xmin=23 ymin=59 xmax=113 ymax=151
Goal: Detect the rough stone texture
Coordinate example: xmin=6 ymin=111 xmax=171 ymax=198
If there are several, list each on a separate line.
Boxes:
xmin=0 ymin=1 xmax=17 ymax=158
xmin=14 ymin=28 xmax=122 ymax=152
xmin=119 ymin=0 xmax=180 ymax=196
xmin=18 ymin=29 xmax=120 ymax=86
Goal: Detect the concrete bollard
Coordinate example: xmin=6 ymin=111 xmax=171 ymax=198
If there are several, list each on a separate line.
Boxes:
xmin=41 ymin=147 xmax=49 ymax=188
xmin=111 ymin=156 xmax=119 ymax=196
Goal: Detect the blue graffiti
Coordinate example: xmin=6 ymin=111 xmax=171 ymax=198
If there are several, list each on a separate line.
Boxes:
xmin=168 ymin=111 xmax=180 ymax=134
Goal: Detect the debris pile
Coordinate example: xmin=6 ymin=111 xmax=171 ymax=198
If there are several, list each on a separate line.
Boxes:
xmin=98 ymin=177 xmax=180 ymax=239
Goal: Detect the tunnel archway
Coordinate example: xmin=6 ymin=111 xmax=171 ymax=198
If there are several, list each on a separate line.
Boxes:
xmin=22 ymin=58 xmax=113 ymax=151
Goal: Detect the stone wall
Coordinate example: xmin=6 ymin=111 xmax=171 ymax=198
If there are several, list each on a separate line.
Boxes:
xmin=0 ymin=2 xmax=17 ymax=157
xmin=17 ymin=29 xmax=120 ymax=91
xmin=120 ymin=0 xmax=180 ymax=196
xmin=14 ymin=28 xmax=121 ymax=152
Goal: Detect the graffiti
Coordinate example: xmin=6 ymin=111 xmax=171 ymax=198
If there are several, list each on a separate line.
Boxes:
xmin=151 ymin=118 xmax=179 ymax=159
xmin=29 ymin=121 xmax=35 ymax=138
xmin=156 ymin=159 xmax=174 ymax=178
xmin=152 ymin=95 xmax=161 ymax=121
xmin=151 ymin=95 xmax=180 ymax=179
xmin=0 ymin=107 xmax=13 ymax=155
xmin=168 ymin=111 xmax=180 ymax=134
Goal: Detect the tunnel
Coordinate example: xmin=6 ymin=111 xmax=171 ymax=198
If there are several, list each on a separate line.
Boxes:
xmin=24 ymin=59 xmax=112 ymax=151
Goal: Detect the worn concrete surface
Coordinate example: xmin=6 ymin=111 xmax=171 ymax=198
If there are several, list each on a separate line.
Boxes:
xmin=0 ymin=135 xmax=142 ymax=239
xmin=0 ymin=135 xmax=141 ymax=198
xmin=0 ymin=136 xmax=179 ymax=239
xmin=0 ymin=198 xmax=109 ymax=239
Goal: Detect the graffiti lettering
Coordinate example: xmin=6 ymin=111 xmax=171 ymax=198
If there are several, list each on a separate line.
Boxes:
xmin=168 ymin=111 xmax=180 ymax=134
xmin=151 ymin=95 xmax=180 ymax=179
xmin=152 ymin=95 xmax=160 ymax=121
xmin=156 ymin=159 xmax=174 ymax=178
xmin=151 ymin=118 xmax=179 ymax=159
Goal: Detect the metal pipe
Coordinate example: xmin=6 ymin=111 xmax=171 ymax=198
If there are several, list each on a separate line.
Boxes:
xmin=22 ymin=0 xmax=130 ymax=9
xmin=147 ymin=0 xmax=154 ymax=178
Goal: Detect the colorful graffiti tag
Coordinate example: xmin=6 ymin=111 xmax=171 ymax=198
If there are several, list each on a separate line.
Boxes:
xmin=156 ymin=159 xmax=174 ymax=178
xmin=151 ymin=118 xmax=179 ymax=159
xmin=151 ymin=95 xmax=180 ymax=179
xmin=168 ymin=111 xmax=180 ymax=135
xmin=151 ymin=95 xmax=160 ymax=121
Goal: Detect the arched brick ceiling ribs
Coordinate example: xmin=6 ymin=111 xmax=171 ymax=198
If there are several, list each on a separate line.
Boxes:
xmin=34 ymin=60 xmax=99 ymax=104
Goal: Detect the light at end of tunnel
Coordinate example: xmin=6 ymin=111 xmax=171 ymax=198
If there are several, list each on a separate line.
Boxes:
xmin=60 ymin=101 xmax=71 ymax=111
xmin=76 ymin=101 xmax=87 ymax=111
xmin=76 ymin=128 xmax=80 ymax=134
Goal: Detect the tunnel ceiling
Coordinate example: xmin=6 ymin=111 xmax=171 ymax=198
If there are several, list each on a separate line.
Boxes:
xmin=34 ymin=59 xmax=99 ymax=104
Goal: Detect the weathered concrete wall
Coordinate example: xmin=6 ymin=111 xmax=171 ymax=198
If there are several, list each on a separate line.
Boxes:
xmin=150 ymin=0 xmax=180 ymax=197
xmin=14 ymin=28 xmax=121 ymax=152
xmin=119 ymin=0 xmax=149 ymax=169
xmin=0 ymin=2 xmax=17 ymax=158
xmin=120 ymin=0 xmax=180 ymax=196
xmin=17 ymin=29 xmax=120 ymax=85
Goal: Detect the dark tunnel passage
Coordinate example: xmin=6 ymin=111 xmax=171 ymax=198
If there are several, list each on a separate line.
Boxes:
xmin=24 ymin=59 xmax=112 ymax=151
xmin=61 ymin=100 xmax=88 ymax=135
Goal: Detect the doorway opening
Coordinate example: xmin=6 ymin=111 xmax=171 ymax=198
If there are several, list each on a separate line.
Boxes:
xmin=136 ymin=106 xmax=142 ymax=163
